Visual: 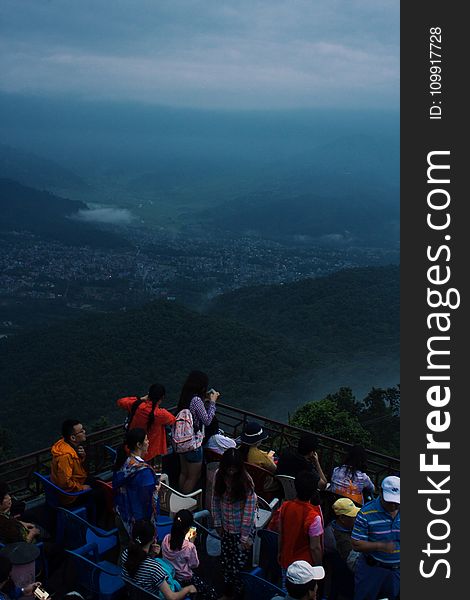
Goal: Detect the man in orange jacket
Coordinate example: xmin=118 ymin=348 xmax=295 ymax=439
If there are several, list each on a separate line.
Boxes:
xmin=50 ymin=419 xmax=91 ymax=505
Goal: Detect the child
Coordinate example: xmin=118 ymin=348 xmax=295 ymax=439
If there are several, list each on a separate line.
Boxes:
xmin=278 ymin=470 xmax=324 ymax=589
xmin=161 ymin=510 xmax=217 ymax=600
xmin=212 ymin=448 xmax=257 ymax=600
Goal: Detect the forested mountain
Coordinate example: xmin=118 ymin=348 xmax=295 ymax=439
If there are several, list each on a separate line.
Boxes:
xmin=0 ymin=178 xmax=129 ymax=248
xmin=0 ymin=300 xmax=314 ymax=453
xmin=207 ymin=265 xmax=399 ymax=360
xmin=0 ymin=266 xmax=398 ymax=454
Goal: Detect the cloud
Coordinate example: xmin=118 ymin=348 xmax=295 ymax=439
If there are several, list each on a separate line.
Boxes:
xmin=73 ymin=208 xmax=134 ymax=225
xmin=0 ymin=0 xmax=398 ymax=110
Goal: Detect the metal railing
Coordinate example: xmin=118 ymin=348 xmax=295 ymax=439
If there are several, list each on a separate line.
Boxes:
xmin=0 ymin=401 xmax=399 ymax=501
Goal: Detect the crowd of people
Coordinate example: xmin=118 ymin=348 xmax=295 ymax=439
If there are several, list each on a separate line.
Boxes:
xmin=0 ymin=370 xmax=400 ymax=600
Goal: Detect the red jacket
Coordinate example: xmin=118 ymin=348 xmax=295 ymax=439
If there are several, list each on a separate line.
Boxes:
xmin=117 ymin=396 xmax=176 ymax=460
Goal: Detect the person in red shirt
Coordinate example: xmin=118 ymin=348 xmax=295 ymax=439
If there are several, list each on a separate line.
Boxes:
xmin=278 ymin=470 xmax=324 ymax=576
xmin=117 ymin=383 xmax=176 ymax=462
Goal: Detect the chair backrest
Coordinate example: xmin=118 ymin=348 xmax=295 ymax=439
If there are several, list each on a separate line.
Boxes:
xmin=58 ymin=507 xmax=118 ymax=558
xmin=66 ymin=543 xmax=124 ymax=600
xmin=158 ymin=480 xmax=202 ymax=517
xmin=33 ymin=472 xmax=63 ymax=508
xmin=240 ymin=571 xmax=285 ymax=600
xmin=255 ymin=495 xmax=278 ymax=530
xmin=104 ymin=446 xmax=118 ymax=464
xmin=33 ymin=471 xmax=92 ymax=508
xmin=122 ymin=576 xmax=159 ymax=600
xmin=257 ymin=529 xmax=282 ymax=585
xmin=94 ymin=479 xmax=114 ymax=515
xmin=244 ymin=462 xmax=276 ymax=501
xmin=275 ymin=474 xmax=297 ymax=500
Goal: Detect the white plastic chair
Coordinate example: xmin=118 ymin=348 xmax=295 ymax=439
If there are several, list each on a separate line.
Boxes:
xmin=252 ymin=495 xmax=280 ymax=567
xmin=158 ymin=478 xmax=203 ymax=517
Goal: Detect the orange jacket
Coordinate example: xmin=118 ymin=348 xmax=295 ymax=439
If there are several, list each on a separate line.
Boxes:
xmin=117 ymin=396 xmax=176 ymax=460
xmin=50 ymin=438 xmax=88 ymax=504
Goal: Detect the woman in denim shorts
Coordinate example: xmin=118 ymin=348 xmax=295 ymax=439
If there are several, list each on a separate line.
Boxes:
xmin=177 ymin=371 xmax=219 ymax=494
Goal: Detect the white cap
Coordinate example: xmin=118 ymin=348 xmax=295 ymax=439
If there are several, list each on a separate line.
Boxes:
xmin=286 ymin=560 xmax=325 ymax=584
xmin=381 ymin=476 xmax=400 ymax=503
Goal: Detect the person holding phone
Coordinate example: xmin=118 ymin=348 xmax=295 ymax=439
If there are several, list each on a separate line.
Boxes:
xmin=176 ymin=371 xmax=219 ymax=494
xmin=121 ymin=520 xmax=196 ymax=600
xmin=161 ymin=510 xmax=217 ymax=600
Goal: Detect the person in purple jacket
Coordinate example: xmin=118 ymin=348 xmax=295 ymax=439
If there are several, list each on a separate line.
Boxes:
xmin=176 ymin=371 xmax=219 ymax=494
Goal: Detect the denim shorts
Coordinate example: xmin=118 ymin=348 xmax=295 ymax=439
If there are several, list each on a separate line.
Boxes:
xmin=182 ymin=446 xmax=203 ymax=463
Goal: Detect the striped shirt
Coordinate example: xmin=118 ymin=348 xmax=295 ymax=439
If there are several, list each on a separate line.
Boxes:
xmin=351 ymin=496 xmax=400 ymax=564
xmin=211 ymin=474 xmax=257 ymax=543
xmin=121 ymin=549 xmax=167 ymax=594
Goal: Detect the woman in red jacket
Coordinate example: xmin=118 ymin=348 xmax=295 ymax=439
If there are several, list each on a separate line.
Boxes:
xmin=117 ymin=383 xmax=176 ymax=462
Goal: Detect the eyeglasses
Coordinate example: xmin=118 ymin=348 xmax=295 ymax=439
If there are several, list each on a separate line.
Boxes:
xmin=74 ymin=428 xmax=86 ymax=435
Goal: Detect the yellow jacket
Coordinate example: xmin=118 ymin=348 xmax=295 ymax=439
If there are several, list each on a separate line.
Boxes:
xmin=50 ymin=438 xmax=88 ymax=504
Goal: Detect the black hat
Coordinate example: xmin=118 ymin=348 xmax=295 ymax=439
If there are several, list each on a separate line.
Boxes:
xmin=0 ymin=541 xmax=40 ymax=565
xmin=240 ymin=421 xmax=269 ymax=446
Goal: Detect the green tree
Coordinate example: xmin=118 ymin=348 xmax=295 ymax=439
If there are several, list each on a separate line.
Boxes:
xmin=290 ymin=397 xmax=372 ymax=447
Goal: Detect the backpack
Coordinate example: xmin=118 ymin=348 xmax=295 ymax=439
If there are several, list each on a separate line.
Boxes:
xmin=155 ymin=558 xmax=181 ymax=597
xmin=171 ymin=409 xmax=203 ymax=453
xmin=124 ymin=397 xmax=144 ymax=432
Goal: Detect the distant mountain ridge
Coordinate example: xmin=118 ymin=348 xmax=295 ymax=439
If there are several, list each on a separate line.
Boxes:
xmin=0 ymin=144 xmax=89 ymax=192
xmin=207 ymin=265 xmax=399 ymax=359
xmin=0 ymin=178 xmax=129 ymax=248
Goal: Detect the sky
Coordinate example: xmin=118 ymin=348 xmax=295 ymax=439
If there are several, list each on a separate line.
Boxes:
xmin=0 ymin=0 xmax=399 ymax=111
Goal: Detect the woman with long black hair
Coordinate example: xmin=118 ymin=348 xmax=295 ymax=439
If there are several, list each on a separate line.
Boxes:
xmin=329 ymin=445 xmax=375 ymax=506
xmin=161 ymin=510 xmax=217 ymax=600
xmin=211 ymin=448 xmax=257 ymax=600
xmin=121 ymin=519 xmax=196 ymax=600
xmin=175 ymin=371 xmax=219 ymax=494
xmin=113 ymin=428 xmax=160 ymax=545
xmin=117 ymin=383 xmax=176 ymax=463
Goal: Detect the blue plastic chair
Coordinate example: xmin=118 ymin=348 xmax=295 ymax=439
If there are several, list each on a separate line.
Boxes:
xmin=240 ymin=571 xmax=286 ymax=599
xmin=256 ymin=529 xmax=282 ymax=585
xmin=104 ymin=445 xmax=118 ymax=464
xmin=122 ymin=576 xmax=158 ymax=600
xmin=57 ymin=507 xmax=118 ymax=559
xmin=122 ymin=572 xmax=192 ymax=600
xmin=66 ymin=542 xmax=125 ymax=600
xmin=33 ymin=472 xmax=93 ymax=541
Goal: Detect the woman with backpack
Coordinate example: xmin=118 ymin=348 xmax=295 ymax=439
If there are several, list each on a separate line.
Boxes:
xmin=117 ymin=383 xmax=176 ymax=464
xmin=121 ymin=519 xmax=197 ymax=600
xmin=211 ymin=448 xmax=257 ymax=600
xmin=161 ymin=509 xmax=217 ymax=600
xmin=328 ymin=445 xmax=375 ymax=506
xmin=174 ymin=371 xmax=219 ymax=494
xmin=113 ymin=428 xmax=160 ymax=546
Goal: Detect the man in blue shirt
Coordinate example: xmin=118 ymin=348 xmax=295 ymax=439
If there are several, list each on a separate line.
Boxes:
xmin=351 ymin=475 xmax=400 ymax=600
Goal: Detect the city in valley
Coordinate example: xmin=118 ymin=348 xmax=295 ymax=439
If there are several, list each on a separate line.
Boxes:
xmin=0 ymin=223 xmax=398 ymax=336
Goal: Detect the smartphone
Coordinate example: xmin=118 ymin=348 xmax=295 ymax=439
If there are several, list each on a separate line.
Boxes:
xmin=207 ymin=388 xmax=216 ymax=395
xmin=185 ymin=526 xmax=197 ymax=540
xmin=34 ymin=586 xmax=49 ymax=600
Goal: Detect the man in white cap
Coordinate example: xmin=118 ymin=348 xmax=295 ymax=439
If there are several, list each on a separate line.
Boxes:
xmin=271 ymin=560 xmax=325 ymax=600
xmin=351 ymin=475 xmax=400 ymax=600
